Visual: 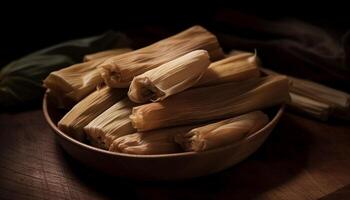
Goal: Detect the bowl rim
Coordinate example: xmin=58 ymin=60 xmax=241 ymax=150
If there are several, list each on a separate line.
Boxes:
xmin=43 ymin=93 xmax=285 ymax=159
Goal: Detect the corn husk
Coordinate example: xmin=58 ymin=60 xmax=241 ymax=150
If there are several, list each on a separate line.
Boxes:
xmin=262 ymin=68 xmax=350 ymax=120
xmin=175 ymin=111 xmax=269 ymax=152
xmin=195 ymin=52 xmax=260 ymax=87
xmin=288 ymin=93 xmax=331 ymax=120
xmin=109 ymin=126 xmax=194 ymax=154
xmin=289 ymin=76 xmax=350 ymax=109
xmin=58 ymin=87 xmax=126 ymax=141
xmin=44 ymin=58 xmax=104 ymax=108
xmin=83 ymin=48 xmax=132 ymax=62
xmin=44 ymin=50 xmax=129 ymax=108
xmin=128 ymin=50 xmax=210 ymax=103
xmin=130 ymin=75 xmax=290 ymax=131
xmin=98 ymin=25 xmax=224 ymax=88
xmin=84 ymin=98 xmax=136 ymax=149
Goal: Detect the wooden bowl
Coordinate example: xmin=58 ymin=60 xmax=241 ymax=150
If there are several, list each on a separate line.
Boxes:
xmin=43 ymin=93 xmax=285 ymax=180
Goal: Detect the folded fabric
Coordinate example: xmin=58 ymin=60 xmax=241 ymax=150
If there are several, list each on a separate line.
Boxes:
xmin=213 ymin=11 xmax=350 ymax=93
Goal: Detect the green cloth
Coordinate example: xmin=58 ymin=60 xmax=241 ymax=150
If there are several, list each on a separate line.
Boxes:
xmin=0 ymin=31 xmax=130 ymax=109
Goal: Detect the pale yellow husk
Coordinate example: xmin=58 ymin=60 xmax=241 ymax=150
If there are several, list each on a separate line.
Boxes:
xmin=288 ymin=92 xmax=331 ymax=120
xmin=44 ymin=59 xmax=104 ymax=108
xmin=195 ymin=52 xmax=260 ymax=87
xmin=109 ymin=126 xmax=194 ymax=154
xmin=98 ymin=25 xmax=224 ymax=88
xmin=128 ymin=50 xmax=210 ymax=103
xmin=58 ymin=87 xmax=126 ymax=142
xmin=175 ymin=111 xmax=269 ymax=152
xmin=289 ymin=76 xmax=349 ymax=109
xmin=83 ymin=48 xmax=132 ymax=62
xmin=44 ymin=50 xmax=129 ymax=108
xmin=130 ymin=75 xmax=290 ymax=131
xmin=262 ymin=68 xmax=350 ymax=120
xmin=84 ymin=98 xmax=136 ymax=149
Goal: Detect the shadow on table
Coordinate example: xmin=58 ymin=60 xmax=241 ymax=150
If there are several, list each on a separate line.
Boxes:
xmin=59 ymin=113 xmax=312 ymax=200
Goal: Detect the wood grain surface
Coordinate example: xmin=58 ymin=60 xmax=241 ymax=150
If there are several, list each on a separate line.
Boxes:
xmin=0 ymin=110 xmax=349 ymax=200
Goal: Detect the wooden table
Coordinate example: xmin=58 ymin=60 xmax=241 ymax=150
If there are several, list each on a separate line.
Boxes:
xmin=0 ymin=109 xmax=349 ymax=200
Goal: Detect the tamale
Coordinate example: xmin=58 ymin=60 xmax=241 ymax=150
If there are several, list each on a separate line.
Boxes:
xmin=44 ymin=50 xmax=129 ymax=108
xmin=128 ymin=50 xmax=210 ymax=103
xmin=175 ymin=111 xmax=269 ymax=152
xmin=109 ymin=126 xmax=194 ymax=154
xmin=83 ymin=48 xmax=132 ymax=62
xmin=44 ymin=59 xmax=104 ymax=108
xmin=288 ymin=92 xmax=331 ymax=121
xmin=84 ymin=98 xmax=136 ymax=149
xmin=262 ymin=67 xmax=350 ymax=120
xmin=130 ymin=75 xmax=290 ymax=131
xmin=289 ymin=76 xmax=350 ymax=109
xmin=195 ymin=52 xmax=260 ymax=87
xmin=98 ymin=25 xmax=224 ymax=88
xmin=58 ymin=87 xmax=126 ymax=141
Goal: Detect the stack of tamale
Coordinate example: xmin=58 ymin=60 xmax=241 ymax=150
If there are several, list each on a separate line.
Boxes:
xmin=44 ymin=25 xmax=293 ymax=155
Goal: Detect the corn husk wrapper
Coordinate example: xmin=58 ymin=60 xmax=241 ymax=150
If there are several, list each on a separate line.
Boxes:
xmin=175 ymin=111 xmax=269 ymax=152
xmin=130 ymin=75 xmax=290 ymax=131
xmin=109 ymin=126 xmax=195 ymax=154
xmin=84 ymin=98 xmax=136 ymax=149
xmin=288 ymin=93 xmax=331 ymax=120
xmin=44 ymin=59 xmax=104 ymax=108
xmin=83 ymin=48 xmax=132 ymax=62
xmin=128 ymin=50 xmax=210 ymax=103
xmin=44 ymin=49 xmax=129 ymax=108
xmin=262 ymin=68 xmax=350 ymax=120
xmin=58 ymin=87 xmax=126 ymax=141
xmin=195 ymin=52 xmax=260 ymax=87
xmin=289 ymin=76 xmax=350 ymax=109
xmin=98 ymin=25 xmax=224 ymax=88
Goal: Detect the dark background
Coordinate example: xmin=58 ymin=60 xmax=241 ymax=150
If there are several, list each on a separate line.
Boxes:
xmin=1 ymin=3 xmax=349 ymax=67
xmin=1 ymin=4 xmax=350 ymax=200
